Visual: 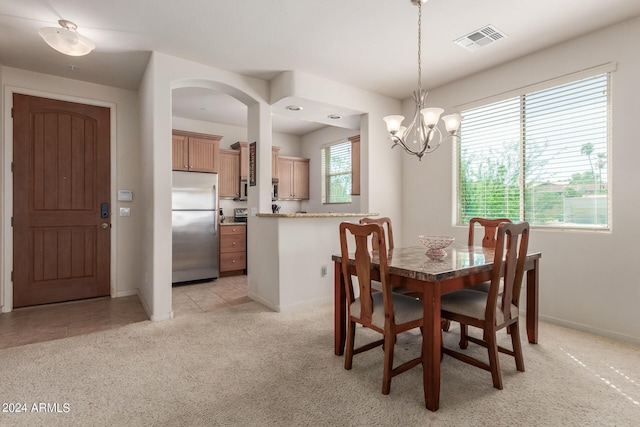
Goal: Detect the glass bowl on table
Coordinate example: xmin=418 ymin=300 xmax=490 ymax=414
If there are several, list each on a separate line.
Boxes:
xmin=418 ymin=235 xmax=455 ymax=260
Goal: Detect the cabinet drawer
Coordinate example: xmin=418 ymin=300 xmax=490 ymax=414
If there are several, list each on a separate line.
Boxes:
xmin=220 ymin=233 xmax=245 ymax=252
xmin=220 ymin=225 xmax=246 ymax=236
xmin=220 ymin=252 xmax=246 ymax=271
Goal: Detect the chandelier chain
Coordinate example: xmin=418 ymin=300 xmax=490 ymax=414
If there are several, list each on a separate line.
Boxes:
xmin=381 ymin=0 xmax=463 ymax=160
xmin=417 ymin=1 xmax=422 ymax=90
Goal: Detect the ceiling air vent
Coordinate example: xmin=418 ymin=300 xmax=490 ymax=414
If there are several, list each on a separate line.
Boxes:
xmin=454 ymin=25 xmax=507 ymax=52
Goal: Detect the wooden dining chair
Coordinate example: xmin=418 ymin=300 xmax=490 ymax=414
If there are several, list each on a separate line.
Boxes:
xmin=458 ymin=217 xmax=514 ymax=341
xmin=468 ymin=217 xmax=513 ymax=249
xmin=467 ymin=217 xmax=513 ymax=291
xmin=440 ymin=221 xmax=530 ymax=390
xmin=360 ymin=216 xmax=451 ymax=331
xmin=359 ymin=217 xmax=394 ymax=251
xmin=339 ymin=222 xmax=424 ymax=395
xmin=359 ymin=217 xmax=400 ymax=293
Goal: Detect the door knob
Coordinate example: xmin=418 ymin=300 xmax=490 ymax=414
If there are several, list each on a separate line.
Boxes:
xmin=101 ymin=223 xmax=109 ymax=229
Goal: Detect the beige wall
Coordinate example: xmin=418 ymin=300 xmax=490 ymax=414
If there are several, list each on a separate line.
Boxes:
xmin=1 ymin=67 xmax=142 ymax=312
xmin=401 ymin=16 xmax=640 ymax=343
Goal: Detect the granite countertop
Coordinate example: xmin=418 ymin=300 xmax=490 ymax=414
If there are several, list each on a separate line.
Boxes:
xmin=256 ymin=212 xmax=378 ymax=218
xmin=220 ymin=221 xmax=247 ymax=226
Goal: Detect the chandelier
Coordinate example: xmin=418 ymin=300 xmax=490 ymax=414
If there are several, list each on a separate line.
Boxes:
xmin=383 ymin=0 xmax=462 ymax=160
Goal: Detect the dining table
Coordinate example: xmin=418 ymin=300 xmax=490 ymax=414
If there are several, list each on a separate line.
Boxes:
xmin=332 ymin=242 xmax=542 ymax=411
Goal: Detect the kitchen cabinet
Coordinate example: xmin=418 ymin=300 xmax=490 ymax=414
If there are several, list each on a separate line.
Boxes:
xmin=172 ymin=130 xmax=222 ymax=173
xmin=272 ymin=146 xmax=280 ymax=181
xmin=231 ymin=141 xmax=248 ymax=178
xmin=219 ymin=149 xmax=240 ymax=199
xmin=233 ymin=142 xmax=281 ymax=182
xmin=278 ymin=156 xmax=309 ymax=200
xmin=220 ymin=224 xmax=246 ymax=276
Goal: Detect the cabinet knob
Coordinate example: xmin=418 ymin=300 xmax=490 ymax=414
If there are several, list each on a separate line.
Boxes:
xmin=232 ymin=242 xmax=236 ymax=246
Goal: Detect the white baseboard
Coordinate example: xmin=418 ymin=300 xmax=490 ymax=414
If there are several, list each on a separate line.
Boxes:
xmin=247 ymin=290 xmax=333 ymax=314
xmin=278 ymin=295 xmax=333 ymax=313
xmin=247 ymin=291 xmax=278 ymax=312
xmin=539 ymin=314 xmax=640 ymax=345
xmin=114 ymin=289 xmax=138 ymax=298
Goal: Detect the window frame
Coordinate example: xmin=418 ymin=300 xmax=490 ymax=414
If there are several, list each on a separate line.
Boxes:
xmin=454 ymin=64 xmax=614 ymax=231
xmin=321 ymin=139 xmax=352 ymax=204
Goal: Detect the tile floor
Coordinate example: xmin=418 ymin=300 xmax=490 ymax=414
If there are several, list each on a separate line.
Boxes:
xmin=0 ymin=275 xmax=249 ymax=350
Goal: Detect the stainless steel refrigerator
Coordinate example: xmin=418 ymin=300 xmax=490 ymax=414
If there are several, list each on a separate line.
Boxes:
xmin=172 ymin=171 xmax=219 ymax=283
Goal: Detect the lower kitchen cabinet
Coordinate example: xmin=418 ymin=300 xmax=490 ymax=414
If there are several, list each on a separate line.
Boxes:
xmin=220 ymin=224 xmax=246 ymax=276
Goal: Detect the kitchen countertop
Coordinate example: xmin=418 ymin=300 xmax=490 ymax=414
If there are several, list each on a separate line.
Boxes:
xmin=220 ymin=221 xmax=247 ymax=226
xmin=256 ymin=212 xmax=378 ymax=218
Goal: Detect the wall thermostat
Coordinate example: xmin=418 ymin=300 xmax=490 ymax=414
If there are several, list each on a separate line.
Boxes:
xmin=118 ymin=190 xmax=133 ymax=202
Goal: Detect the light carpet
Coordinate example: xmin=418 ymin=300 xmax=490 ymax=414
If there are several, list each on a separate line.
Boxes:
xmin=0 ymin=301 xmax=638 ymax=426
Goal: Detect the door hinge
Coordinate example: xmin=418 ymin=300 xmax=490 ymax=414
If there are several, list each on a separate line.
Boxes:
xmin=11 ymin=217 xmax=14 ymax=226
xmin=11 ymin=107 xmax=14 ymax=118
xmin=11 ymin=271 xmax=13 ymax=282
xmin=11 ymin=162 xmax=14 ymax=173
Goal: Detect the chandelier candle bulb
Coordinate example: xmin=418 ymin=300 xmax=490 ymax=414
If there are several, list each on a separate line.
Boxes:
xmin=420 ymin=108 xmax=444 ymax=127
xmin=383 ymin=115 xmax=404 ymax=135
xmin=442 ymin=113 xmax=463 ymax=134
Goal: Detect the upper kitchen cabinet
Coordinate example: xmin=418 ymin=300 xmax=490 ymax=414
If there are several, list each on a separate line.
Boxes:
xmin=219 ymin=149 xmax=240 ymax=199
xmin=232 ymin=142 xmax=281 ymax=182
xmin=231 ymin=141 xmax=248 ymax=178
xmin=278 ymin=156 xmax=309 ymax=200
xmin=172 ymin=130 xmax=222 ymax=173
xmin=272 ymin=146 xmax=280 ymax=182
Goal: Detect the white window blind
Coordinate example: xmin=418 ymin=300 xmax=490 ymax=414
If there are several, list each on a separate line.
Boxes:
xmin=457 ymin=72 xmax=610 ymax=229
xmin=321 ymin=141 xmax=352 ymax=204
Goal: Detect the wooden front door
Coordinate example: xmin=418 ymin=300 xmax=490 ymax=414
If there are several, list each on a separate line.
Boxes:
xmin=12 ymin=94 xmax=111 ymax=307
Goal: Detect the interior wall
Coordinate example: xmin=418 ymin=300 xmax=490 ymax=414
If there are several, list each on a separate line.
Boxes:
xmin=1 ymin=66 xmax=142 ymax=312
xmin=300 ymin=126 xmax=361 ymax=214
xmin=138 ymin=54 xmax=157 ymax=318
xmin=0 ymin=63 xmax=4 ymax=310
xmin=144 ymin=52 xmax=271 ymax=320
xmin=270 ymin=71 xmax=404 ymax=242
xmin=401 ymin=16 xmax=640 ymax=343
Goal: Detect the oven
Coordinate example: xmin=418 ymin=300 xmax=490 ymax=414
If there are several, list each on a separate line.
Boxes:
xmin=234 ymin=207 xmax=248 ymax=223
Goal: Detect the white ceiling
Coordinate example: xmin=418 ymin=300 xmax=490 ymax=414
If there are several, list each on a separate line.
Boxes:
xmin=2 ymin=0 xmax=640 ymax=135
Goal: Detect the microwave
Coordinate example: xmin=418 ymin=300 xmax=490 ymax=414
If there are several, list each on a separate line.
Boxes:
xmin=236 ymin=179 xmax=278 ymax=201
xmin=236 ymin=179 xmax=248 ymax=201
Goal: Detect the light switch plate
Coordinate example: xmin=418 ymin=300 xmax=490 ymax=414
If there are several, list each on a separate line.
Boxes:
xmin=119 ymin=207 xmax=131 ymax=217
xmin=118 ymin=190 xmax=133 ymax=201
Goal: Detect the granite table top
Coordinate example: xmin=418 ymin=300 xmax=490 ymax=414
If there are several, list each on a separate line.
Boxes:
xmin=332 ymin=243 xmax=542 ymax=282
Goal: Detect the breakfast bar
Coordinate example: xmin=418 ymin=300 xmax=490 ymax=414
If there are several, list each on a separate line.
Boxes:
xmin=248 ymin=213 xmax=378 ymax=313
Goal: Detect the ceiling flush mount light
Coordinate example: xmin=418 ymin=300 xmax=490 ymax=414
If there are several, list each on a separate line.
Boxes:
xmin=383 ymin=0 xmax=462 ymax=160
xmin=285 ymin=105 xmax=303 ymax=111
xmin=39 ymin=20 xmax=95 ymax=56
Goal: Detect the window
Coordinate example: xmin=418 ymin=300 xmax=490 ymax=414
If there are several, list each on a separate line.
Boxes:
xmin=321 ymin=140 xmax=352 ymax=204
xmin=457 ymin=72 xmax=610 ymax=229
